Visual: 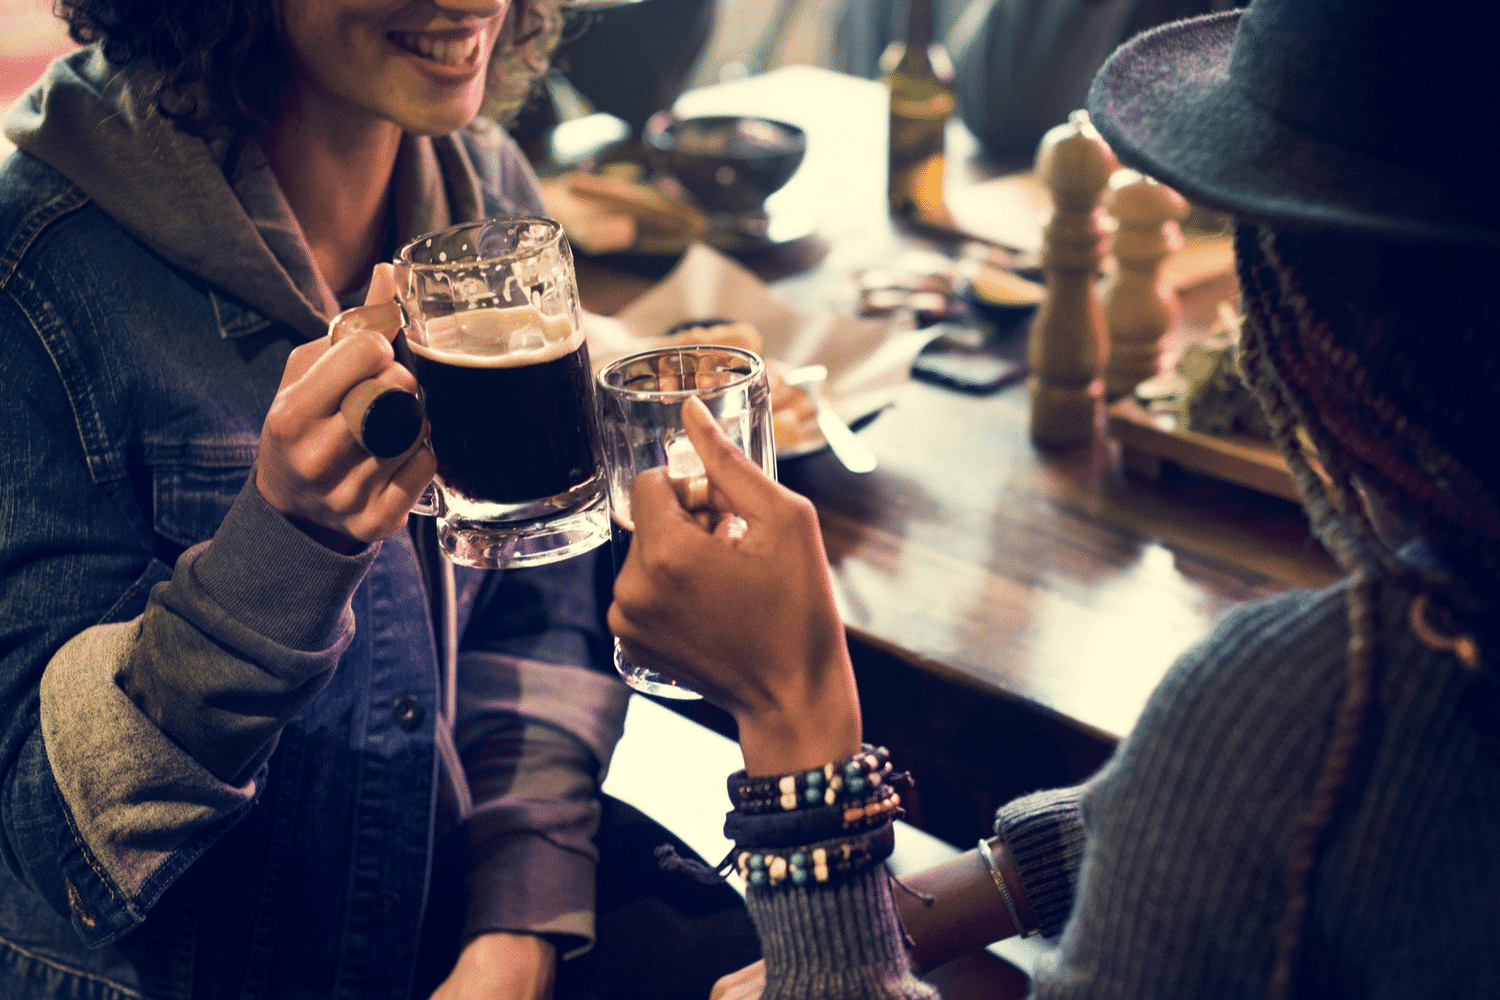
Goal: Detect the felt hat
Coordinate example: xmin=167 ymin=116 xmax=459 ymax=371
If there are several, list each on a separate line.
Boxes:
xmin=1086 ymin=0 xmax=1500 ymax=247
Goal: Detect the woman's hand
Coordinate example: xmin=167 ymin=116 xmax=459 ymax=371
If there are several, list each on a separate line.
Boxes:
xmin=256 ymin=264 xmax=435 ymax=552
xmin=711 ymin=959 xmax=766 ymax=1000
xmin=608 ymin=396 xmax=861 ymax=775
xmin=428 ymin=932 xmax=556 ymax=1000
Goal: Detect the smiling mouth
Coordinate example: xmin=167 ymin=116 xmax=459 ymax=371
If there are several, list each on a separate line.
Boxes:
xmin=389 ymin=31 xmax=482 ymax=69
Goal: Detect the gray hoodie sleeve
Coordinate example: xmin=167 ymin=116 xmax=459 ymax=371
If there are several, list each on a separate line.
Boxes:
xmin=39 ymin=475 xmax=375 ymax=910
xmin=116 ymin=475 xmax=375 ymax=782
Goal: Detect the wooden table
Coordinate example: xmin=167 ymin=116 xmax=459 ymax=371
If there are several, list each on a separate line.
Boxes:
xmin=571 ymin=66 xmax=1340 ymax=846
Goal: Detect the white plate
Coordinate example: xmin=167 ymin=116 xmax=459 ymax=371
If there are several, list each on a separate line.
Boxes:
xmin=777 ymin=405 xmax=828 ymax=461
xmin=584 ymin=244 xmax=941 ymax=460
xmin=773 ymin=384 xmax=886 ymax=461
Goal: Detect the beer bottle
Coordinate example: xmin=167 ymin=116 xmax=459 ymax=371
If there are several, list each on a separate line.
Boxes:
xmin=882 ymin=0 xmax=956 ymax=217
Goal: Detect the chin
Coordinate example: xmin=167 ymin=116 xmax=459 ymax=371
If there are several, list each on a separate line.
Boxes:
xmin=392 ymin=102 xmax=483 ymax=137
xmin=403 ymin=117 xmax=477 ymax=137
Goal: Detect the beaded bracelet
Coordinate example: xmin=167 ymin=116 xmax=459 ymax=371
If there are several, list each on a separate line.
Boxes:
xmin=723 ymin=781 xmax=904 ymax=847
xmin=727 ymin=745 xmax=893 ymax=813
xmin=735 ymin=822 xmax=896 ymax=890
xmin=977 ymin=836 xmax=1038 ymax=938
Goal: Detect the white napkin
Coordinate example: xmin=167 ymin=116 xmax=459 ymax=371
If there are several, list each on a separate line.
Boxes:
xmin=582 ymin=243 xmax=936 ymax=426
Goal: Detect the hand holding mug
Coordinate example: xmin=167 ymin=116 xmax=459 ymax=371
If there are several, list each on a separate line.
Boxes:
xmin=597 ymin=344 xmax=778 ymax=699
xmin=256 ymin=265 xmax=435 ymax=551
xmin=608 ymin=396 xmax=861 ymax=775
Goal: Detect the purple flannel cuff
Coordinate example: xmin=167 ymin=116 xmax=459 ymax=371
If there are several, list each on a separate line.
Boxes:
xmin=462 ymin=828 xmax=597 ymax=959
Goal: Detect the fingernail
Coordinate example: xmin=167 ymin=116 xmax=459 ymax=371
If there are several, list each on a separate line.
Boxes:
xmin=329 ymin=302 xmax=402 ymax=343
xmin=684 ymin=395 xmax=722 ymax=437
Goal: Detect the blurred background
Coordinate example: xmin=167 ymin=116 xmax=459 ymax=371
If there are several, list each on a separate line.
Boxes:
xmin=510 ymin=0 xmax=974 ymax=147
xmin=0 ymin=0 xmax=71 ymax=158
xmin=0 ymin=0 xmax=979 ymax=158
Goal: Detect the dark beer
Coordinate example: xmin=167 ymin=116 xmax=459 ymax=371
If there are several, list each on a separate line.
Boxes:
xmin=408 ymin=306 xmax=602 ymax=505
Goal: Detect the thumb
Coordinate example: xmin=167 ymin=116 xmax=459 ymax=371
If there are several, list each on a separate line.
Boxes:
xmin=679 ymin=395 xmax=779 ymax=520
xmin=328 ymin=301 xmax=403 ymax=346
xmin=327 ymin=262 xmax=402 ymax=346
xmin=365 ymin=262 xmax=399 ymax=307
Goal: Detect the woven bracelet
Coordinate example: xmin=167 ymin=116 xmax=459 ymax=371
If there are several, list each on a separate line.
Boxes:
xmin=723 ymin=782 xmax=904 ymax=847
xmin=735 ymin=822 xmax=897 ymax=890
xmin=728 ymin=745 xmax=893 ymax=813
xmin=977 ymin=836 xmax=1038 ymax=938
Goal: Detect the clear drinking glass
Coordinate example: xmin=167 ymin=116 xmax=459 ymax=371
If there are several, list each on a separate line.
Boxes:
xmin=597 ymin=345 xmax=777 ymax=699
xmin=394 ymin=217 xmax=610 ymax=568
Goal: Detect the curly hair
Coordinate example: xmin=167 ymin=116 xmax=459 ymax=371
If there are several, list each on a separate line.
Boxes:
xmin=1234 ymin=222 xmax=1499 ymax=997
xmin=482 ymin=0 xmax=565 ymax=127
xmin=56 ymin=0 xmax=557 ymax=136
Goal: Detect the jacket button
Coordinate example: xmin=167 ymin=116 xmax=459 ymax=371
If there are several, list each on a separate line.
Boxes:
xmin=392 ymin=696 xmax=425 ymax=731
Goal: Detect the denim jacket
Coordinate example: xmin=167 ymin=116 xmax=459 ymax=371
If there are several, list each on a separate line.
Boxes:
xmin=0 ymin=50 xmax=627 ymax=1000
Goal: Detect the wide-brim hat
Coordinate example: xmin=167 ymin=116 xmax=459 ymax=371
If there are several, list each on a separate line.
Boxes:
xmin=1087 ymin=0 xmax=1500 ymax=247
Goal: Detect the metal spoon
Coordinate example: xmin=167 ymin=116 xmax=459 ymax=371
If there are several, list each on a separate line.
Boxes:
xmin=782 ymin=364 xmax=877 ymax=474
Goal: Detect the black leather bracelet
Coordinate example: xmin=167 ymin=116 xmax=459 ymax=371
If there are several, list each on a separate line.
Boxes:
xmin=723 ymin=782 xmax=904 ymax=847
xmin=734 ymin=822 xmax=897 ymax=890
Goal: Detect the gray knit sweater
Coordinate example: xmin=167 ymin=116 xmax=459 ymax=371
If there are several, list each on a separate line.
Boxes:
xmin=742 ymin=575 xmax=1500 ymax=997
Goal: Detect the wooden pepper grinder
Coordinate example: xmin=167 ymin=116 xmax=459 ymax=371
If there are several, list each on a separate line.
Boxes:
xmin=1027 ymin=110 xmax=1118 ymax=448
xmin=1100 ymin=169 xmax=1189 ymax=400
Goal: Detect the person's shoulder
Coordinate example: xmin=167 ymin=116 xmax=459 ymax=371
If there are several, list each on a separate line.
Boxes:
xmin=1125 ymin=582 xmax=1353 ymax=764
xmin=1078 ymin=583 xmax=1356 ymax=867
xmin=0 ymin=150 xmax=92 ymax=247
xmin=0 ymin=149 xmax=181 ymax=371
xmin=1124 ymin=571 xmax=1487 ymax=784
xmin=1208 ymin=581 xmax=1348 ymax=660
xmin=0 ymin=149 xmax=164 ymax=299
xmin=0 ymin=151 xmax=126 ymax=329
xmin=1173 ymin=582 xmax=1348 ymax=695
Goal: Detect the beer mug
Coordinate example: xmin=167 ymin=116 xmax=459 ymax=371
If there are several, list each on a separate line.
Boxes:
xmin=597 ymin=345 xmax=777 ymax=697
xmin=394 ymin=217 xmax=610 ymax=568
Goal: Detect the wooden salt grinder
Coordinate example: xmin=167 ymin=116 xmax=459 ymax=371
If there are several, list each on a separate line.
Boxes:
xmin=1101 ymin=169 xmax=1189 ymax=400
xmin=1027 ymin=110 xmax=1118 ymax=448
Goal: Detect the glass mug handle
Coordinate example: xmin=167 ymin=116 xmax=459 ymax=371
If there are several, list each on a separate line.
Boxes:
xmin=385 ymin=262 xmax=440 ymax=518
xmin=412 ymin=481 xmax=443 ymax=517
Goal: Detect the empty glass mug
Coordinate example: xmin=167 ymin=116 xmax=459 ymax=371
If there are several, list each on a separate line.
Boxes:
xmin=394 ymin=217 xmax=610 ymax=568
xmin=597 ymin=345 xmax=777 ymax=698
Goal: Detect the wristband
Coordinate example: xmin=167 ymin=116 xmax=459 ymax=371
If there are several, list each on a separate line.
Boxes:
xmin=723 ymin=781 xmax=904 ymax=847
xmin=727 ymin=744 xmax=893 ymax=813
xmin=735 ymin=823 xmax=897 ymax=890
xmin=977 ymin=836 xmax=1038 ymax=938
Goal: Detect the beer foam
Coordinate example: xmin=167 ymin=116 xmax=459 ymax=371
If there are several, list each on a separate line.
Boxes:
xmin=413 ymin=305 xmax=584 ymax=367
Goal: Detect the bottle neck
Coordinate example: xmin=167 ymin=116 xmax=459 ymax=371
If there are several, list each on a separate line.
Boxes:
xmin=902 ymin=0 xmax=935 ymax=54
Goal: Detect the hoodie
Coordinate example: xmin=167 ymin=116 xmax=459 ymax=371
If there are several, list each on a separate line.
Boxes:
xmin=0 ymin=44 xmax=624 ymax=1000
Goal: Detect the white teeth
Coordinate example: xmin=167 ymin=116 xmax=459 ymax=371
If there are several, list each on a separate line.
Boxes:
xmin=391 ymin=32 xmax=478 ymax=67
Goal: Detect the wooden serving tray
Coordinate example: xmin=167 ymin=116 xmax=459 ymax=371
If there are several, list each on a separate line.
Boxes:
xmin=1106 ymin=397 xmax=1300 ymax=503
